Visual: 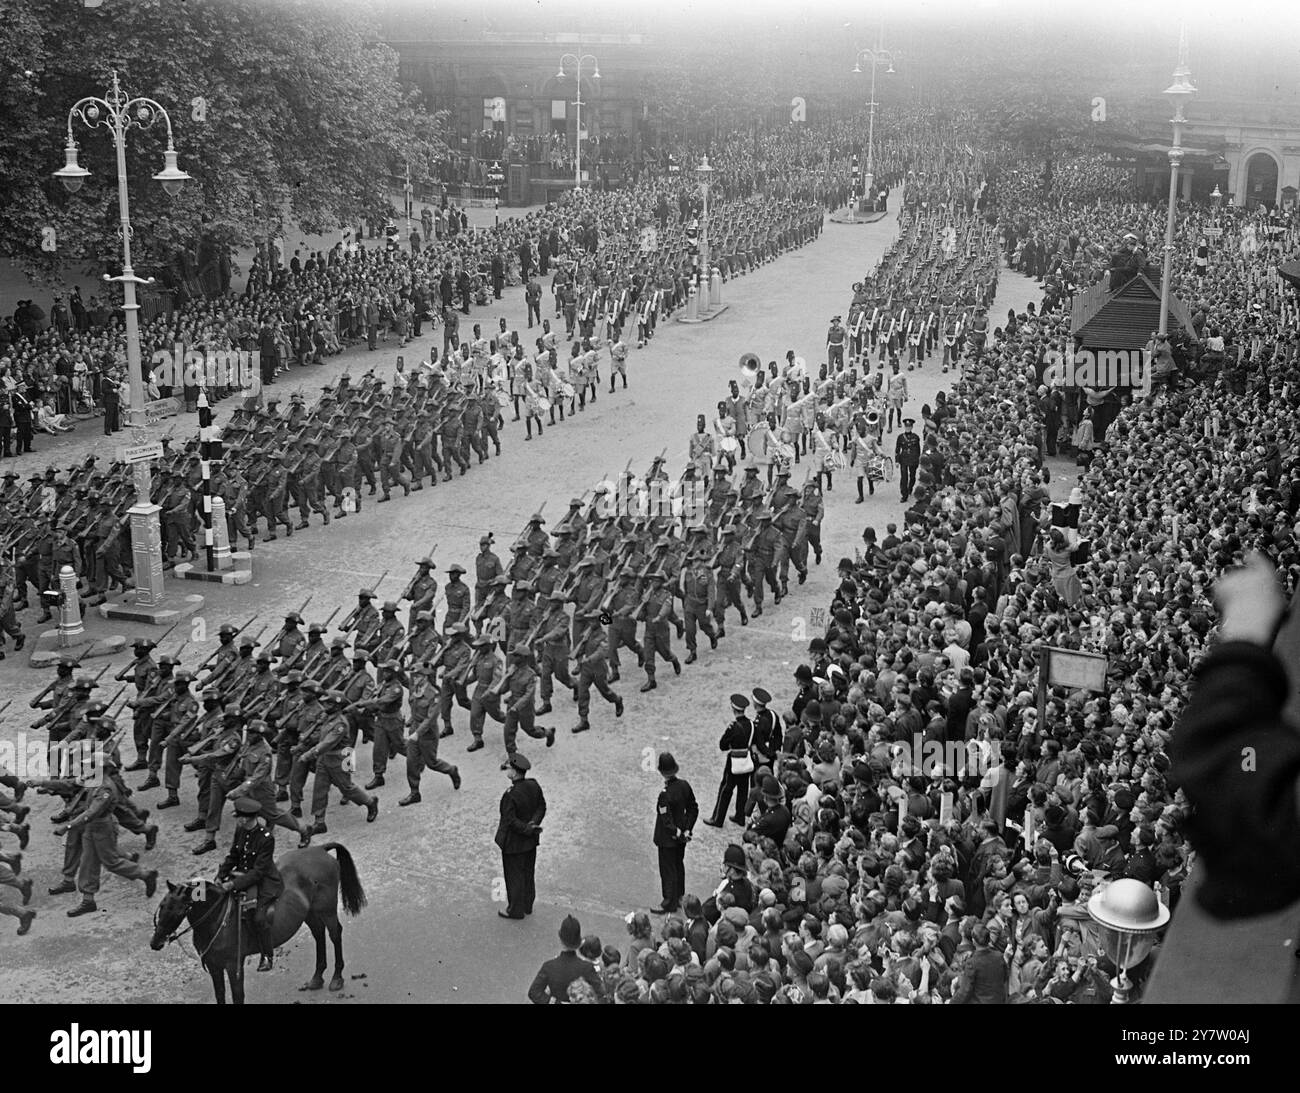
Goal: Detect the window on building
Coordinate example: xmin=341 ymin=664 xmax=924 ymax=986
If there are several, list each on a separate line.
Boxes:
xmin=551 ymin=99 xmax=567 ymax=135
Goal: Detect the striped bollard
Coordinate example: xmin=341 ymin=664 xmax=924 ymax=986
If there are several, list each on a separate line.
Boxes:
xmin=197 ymin=390 xmax=222 ymax=572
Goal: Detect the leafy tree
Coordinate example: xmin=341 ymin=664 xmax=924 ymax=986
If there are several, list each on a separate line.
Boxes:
xmin=0 ymin=0 xmax=445 ymax=285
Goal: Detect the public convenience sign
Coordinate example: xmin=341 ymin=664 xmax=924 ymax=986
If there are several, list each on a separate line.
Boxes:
xmin=1045 ymin=648 xmax=1108 ymax=692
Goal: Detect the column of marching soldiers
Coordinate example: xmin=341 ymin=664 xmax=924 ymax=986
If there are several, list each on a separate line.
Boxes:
xmin=1 ymin=453 xmax=824 ymax=924
xmin=0 ymin=200 xmax=826 ymax=600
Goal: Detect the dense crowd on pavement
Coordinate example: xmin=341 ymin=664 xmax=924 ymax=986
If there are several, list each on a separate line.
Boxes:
xmin=522 ymin=155 xmax=1300 ymax=1004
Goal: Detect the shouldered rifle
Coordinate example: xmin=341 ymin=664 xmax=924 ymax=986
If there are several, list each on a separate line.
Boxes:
xmin=29 ymin=664 xmax=81 ymax=708
xmin=400 ymin=546 xmax=438 ymax=600
xmin=266 ymin=594 xmax=314 ymax=650
xmin=204 ymin=623 xmax=269 ymax=687
xmin=197 ymin=613 xmax=259 ymax=671
xmin=114 ymin=623 xmax=178 ymax=681
xmin=339 ymin=572 xmax=388 ymax=631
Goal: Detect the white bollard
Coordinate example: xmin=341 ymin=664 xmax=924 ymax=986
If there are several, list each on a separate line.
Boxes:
xmin=58 ymin=564 xmax=84 ymax=646
xmin=210 ymin=495 xmax=233 ymax=571
xmin=686 ymin=285 xmax=699 ymax=322
xmin=709 ymin=267 xmax=723 ymax=308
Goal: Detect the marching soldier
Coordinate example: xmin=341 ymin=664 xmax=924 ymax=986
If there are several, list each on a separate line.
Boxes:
xmin=270 ymin=611 xmax=307 ymax=662
xmin=338 ymin=651 xmax=375 ymax=746
xmin=466 ymin=631 xmax=506 ymax=753
xmin=306 ymin=692 xmax=379 ymax=834
xmin=571 ymin=612 xmax=623 ymax=734
xmin=403 ymin=558 xmax=438 ymax=630
xmin=639 ymin=570 xmax=681 ymax=693
xmin=120 ymin=638 xmax=159 ymax=771
xmin=350 ymin=589 xmax=381 ymax=650
xmin=180 ymin=708 xmax=244 ymax=855
xmin=474 ymin=535 xmax=503 ymax=608
xmin=679 ymin=549 xmax=719 ymax=664
xmin=443 ymin=563 xmax=471 ymax=627
xmin=747 ymin=511 xmax=782 ymax=617
xmin=354 ymin=660 xmax=406 ymax=789
xmin=286 ymin=681 xmax=330 ymax=816
xmin=400 ymin=664 xmax=461 ymax=805
xmin=437 ymin=622 xmax=475 ymax=739
xmin=496 ymin=644 xmax=554 ymax=768
xmin=57 ymin=756 xmax=159 ymax=917
xmin=800 ymin=479 xmax=825 ymax=567
xmin=604 ymin=570 xmax=644 ymax=682
xmin=368 ymin=601 xmax=406 ymax=660
xmin=135 ymin=655 xmax=181 ymax=792
xmin=533 ymin=590 xmax=574 ymax=716
xmin=405 ymin=611 xmax=441 ymax=666
xmin=157 ymin=671 xmax=203 ymax=811
xmin=712 ymin=523 xmax=748 ymax=632
xmin=223 ymin=718 xmax=313 ymax=847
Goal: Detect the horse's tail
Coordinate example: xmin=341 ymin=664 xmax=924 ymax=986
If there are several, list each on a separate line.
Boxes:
xmin=322 ymin=843 xmax=366 ymax=916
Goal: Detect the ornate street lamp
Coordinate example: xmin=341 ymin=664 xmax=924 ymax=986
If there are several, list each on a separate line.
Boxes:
xmin=557 ymin=53 xmax=600 ymax=189
xmin=1087 ymin=878 xmax=1171 ymax=1003
xmin=852 ymin=28 xmax=899 ymax=220
xmin=54 ymin=70 xmax=191 ymax=614
xmin=1158 ymin=25 xmax=1194 ymax=337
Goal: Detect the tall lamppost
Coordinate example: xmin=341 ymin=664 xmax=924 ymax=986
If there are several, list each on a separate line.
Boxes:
xmin=697 ymin=155 xmax=714 ymax=298
xmin=1158 ymin=25 xmax=1194 ymax=337
xmin=54 ymin=70 xmax=190 ymax=614
xmin=852 ymin=29 xmax=899 ymax=215
xmin=557 ymin=53 xmax=600 ymax=189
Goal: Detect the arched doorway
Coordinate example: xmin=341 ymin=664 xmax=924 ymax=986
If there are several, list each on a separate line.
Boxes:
xmin=1244 ymin=151 xmax=1279 ymax=210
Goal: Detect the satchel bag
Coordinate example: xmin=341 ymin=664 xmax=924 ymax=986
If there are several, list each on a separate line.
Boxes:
xmin=728 ymin=721 xmax=756 ymax=776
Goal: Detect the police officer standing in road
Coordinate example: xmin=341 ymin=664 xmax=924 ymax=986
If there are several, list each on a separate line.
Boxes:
xmin=703 ymin=694 xmax=755 ymax=828
xmin=495 ymin=753 xmax=545 ymax=920
xmin=652 ymin=751 xmax=697 ymax=915
xmin=895 ymin=417 xmax=921 ymax=502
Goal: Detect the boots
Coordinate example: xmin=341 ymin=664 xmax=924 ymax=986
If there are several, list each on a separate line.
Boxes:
xmin=67 ymin=897 xmax=98 ymax=918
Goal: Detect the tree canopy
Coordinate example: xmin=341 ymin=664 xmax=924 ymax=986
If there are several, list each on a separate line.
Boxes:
xmin=0 ymin=0 xmax=445 ymax=283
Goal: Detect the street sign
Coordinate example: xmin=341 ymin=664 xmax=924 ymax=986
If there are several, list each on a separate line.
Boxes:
xmin=1044 ymin=647 xmax=1108 ymax=692
xmin=486 ymin=161 xmax=506 ymax=185
xmin=117 ymin=441 xmax=163 ymax=465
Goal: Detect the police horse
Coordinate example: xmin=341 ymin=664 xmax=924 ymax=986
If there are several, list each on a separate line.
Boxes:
xmin=150 ymin=843 xmax=365 ymax=1004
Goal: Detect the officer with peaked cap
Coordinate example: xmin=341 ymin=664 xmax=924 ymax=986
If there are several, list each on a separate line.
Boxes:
xmin=495 ymin=752 xmax=546 ymax=920
xmin=652 ymin=751 xmax=697 ymax=915
xmin=704 ymin=694 xmax=755 ymax=828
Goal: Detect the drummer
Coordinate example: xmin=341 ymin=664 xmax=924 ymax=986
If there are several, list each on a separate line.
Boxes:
xmin=850 ymin=414 xmax=884 ymax=502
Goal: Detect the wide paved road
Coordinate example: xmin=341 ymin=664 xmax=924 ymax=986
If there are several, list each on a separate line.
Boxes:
xmin=0 ymin=207 xmax=1042 ymax=1003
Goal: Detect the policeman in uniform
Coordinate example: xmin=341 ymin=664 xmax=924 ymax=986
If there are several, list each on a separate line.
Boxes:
xmin=652 ymin=752 xmax=696 ymax=915
xmin=703 ymin=694 xmax=755 ymax=828
xmin=495 ymin=752 xmax=545 ymax=920
xmin=895 ymin=417 xmax=921 ymax=501
xmin=218 ymin=796 xmax=284 ymax=970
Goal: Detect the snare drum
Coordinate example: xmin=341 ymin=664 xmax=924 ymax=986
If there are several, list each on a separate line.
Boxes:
xmin=496 ymin=390 xmax=513 ymax=410
xmin=558 ymin=381 xmax=576 ymax=398
xmin=537 ymin=396 xmax=553 ymax=414
xmin=719 ymin=436 xmax=739 ymax=454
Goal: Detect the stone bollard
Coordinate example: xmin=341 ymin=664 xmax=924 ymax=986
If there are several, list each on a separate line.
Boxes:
xmin=709 ymin=267 xmax=723 ymax=308
xmin=58 ymin=564 xmax=84 ymax=646
xmin=210 ymin=495 xmax=233 ymax=572
xmin=685 ymin=284 xmax=699 ymax=322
